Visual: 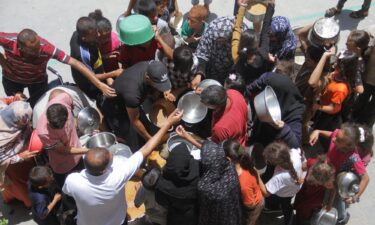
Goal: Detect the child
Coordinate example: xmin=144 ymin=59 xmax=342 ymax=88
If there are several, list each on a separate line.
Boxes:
xmin=138 ymin=0 xmax=171 ymax=35
xmin=134 ymin=168 xmax=167 ymax=225
xmin=294 ymin=155 xmax=336 ymax=224
xmin=28 ymin=166 xmax=61 ymax=225
xmin=356 ymin=124 xmax=374 ymax=167
xmin=223 ymin=139 xmax=266 ymax=225
xmin=224 ymin=73 xmax=246 ymax=94
xmin=181 ymin=5 xmax=209 ymax=50
xmin=309 ymin=123 xmax=370 ymax=225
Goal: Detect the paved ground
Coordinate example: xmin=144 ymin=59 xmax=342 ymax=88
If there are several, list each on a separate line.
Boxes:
xmin=1 ymin=0 xmax=375 ymax=224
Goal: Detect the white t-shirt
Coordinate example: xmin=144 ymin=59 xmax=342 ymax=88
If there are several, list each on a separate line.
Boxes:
xmin=265 ymin=148 xmax=305 ymax=198
xmin=63 ymin=151 xmax=144 ymax=225
xmin=32 ymin=85 xmax=97 ymax=128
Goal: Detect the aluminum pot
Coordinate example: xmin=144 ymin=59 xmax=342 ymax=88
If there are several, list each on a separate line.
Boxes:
xmin=77 ymin=106 xmax=100 ymax=135
xmin=86 ymin=132 xmax=117 ymax=149
xmin=177 ymin=91 xmax=208 ymax=124
xmin=308 ymin=17 xmax=340 ymax=47
xmin=337 ymin=171 xmax=360 ymax=199
xmin=254 ymin=86 xmax=281 ymax=124
xmin=167 ymin=132 xmax=196 ymax=152
xmin=108 ymin=143 xmax=132 ymax=159
xmin=310 ymin=208 xmax=338 ymax=225
xmin=197 ymin=79 xmax=222 ymax=90
xmin=245 ymin=2 xmax=267 ymax=23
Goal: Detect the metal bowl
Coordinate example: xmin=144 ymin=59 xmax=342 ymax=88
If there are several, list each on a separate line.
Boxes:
xmin=245 ymin=3 xmax=267 ymax=23
xmin=254 ymin=86 xmax=281 ymax=124
xmin=177 ymin=91 xmax=208 ymax=124
xmin=108 ymin=143 xmax=132 ymax=159
xmin=197 ymin=79 xmax=222 ymax=90
xmin=167 ymin=132 xmax=196 ymax=152
xmin=77 ymin=107 xmax=100 ymax=135
xmin=337 ymin=172 xmax=360 ymax=199
xmin=311 ymin=208 xmax=338 ymax=225
xmin=86 ymin=132 xmax=117 ymax=149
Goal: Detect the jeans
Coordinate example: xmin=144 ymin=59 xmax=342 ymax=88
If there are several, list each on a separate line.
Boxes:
xmin=191 ymin=0 xmax=212 ymax=5
xmin=337 ymin=0 xmax=372 ymax=11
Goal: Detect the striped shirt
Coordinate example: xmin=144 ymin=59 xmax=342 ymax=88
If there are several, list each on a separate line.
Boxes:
xmin=0 ymin=32 xmax=70 ymax=84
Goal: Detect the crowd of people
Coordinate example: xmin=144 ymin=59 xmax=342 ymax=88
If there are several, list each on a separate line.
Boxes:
xmin=0 ymin=0 xmax=374 ymax=225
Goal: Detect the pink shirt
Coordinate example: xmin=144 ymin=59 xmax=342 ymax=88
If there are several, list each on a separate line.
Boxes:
xmin=98 ymin=32 xmax=121 ymax=72
xmin=36 ymin=93 xmax=82 ymax=174
xmin=327 ymin=129 xmax=366 ymax=175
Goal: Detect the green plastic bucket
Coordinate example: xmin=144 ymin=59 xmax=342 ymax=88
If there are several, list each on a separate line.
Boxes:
xmin=117 ymin=15 xmax=154 ymax=46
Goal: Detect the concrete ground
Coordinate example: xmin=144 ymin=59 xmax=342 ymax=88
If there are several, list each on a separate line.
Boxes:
xmin=1 ymin=0 xmax=375 ymax=224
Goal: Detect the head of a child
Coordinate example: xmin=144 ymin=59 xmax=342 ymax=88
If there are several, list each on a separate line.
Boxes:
xmin=357 ymin=125 xmax=374 ymax=157
xmin=173 ymin=46 xmax=194 ymax=74
xmin=346 ymin=30 xmax=370 ymax=56
xmin=154 ymin=0 xmax=167 ymax=16
xmin=200 ymin=85 xmax=228 ymax=111
xmin=334 ymin=123 xmax=360 ymax=153
xmin=224 ymin=73 xmax=245 ymax=94
xmin=88 ymin=9 xmax=112 ymax=45
xmin=29 ymin=166 xmax=54 ymax=189
xmin=142 ymin=167 xmax=161 ymax=190
xmin=239 ymin=30 xmax=260 ymax=66
xmin=138 ymin=0 xmax=158 ymax=25
xmin=188 ymin=5 xmax=208 ymax=32
xmin=335 ymin=51 xmax=358 ymax=87
xmin=306 ymin=155 xmax=335 ymax=189
xmin=275 ymin=60 xmax=294 ymax=77
xmin=305 ymin=44 xmax=325 ymax=67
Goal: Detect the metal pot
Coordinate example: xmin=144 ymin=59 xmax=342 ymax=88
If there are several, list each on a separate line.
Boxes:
xmin=197 ymin=79 xmax=222 ymax=90
xmin=108 ymin=143 xmax=132 ymax=159
xmin=177 ymin=91 xmax=208 ymax=124
xmin=336 ymin=171 xmax=360 ymax=199
xmin=311 ymin=208 xmax=338 ymax=225
xmin=308 ymin=17 xmax=340 ymax=47
xmin=77 ymin=107 xmax=100 ymax=135
xmin=86 ymin=132 xmax=117 ymax=149
xmin=167 ymin=132 xmax=196 ymax=152
xmin=245 ymin=2 xmax=267 ymax=23
xmin=254 ymin=86 xmax=281 ymax=124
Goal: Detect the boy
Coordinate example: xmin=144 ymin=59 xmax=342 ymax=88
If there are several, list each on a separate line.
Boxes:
xmin=181 ymin=5 xmax=209 ymax=50
xmin=28 ymin=166 xmax=61 ymax=225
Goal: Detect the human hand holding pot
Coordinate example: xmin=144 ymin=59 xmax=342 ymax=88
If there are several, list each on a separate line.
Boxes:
xmin=166 ymin=109 xmax=184 ymax=126
xmin=176 ymin=125 xmax=190 ymax=139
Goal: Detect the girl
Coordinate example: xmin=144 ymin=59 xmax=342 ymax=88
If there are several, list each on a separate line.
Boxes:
xmin=223 ymin=139 xmax=266 ymax=225
xmin=262 ymin=142 xmax=304 ymax=225
xmin=356 ymin=124 xmax=373 ymax=167
xmin=309 ymin=123 xmax=370 ymax=224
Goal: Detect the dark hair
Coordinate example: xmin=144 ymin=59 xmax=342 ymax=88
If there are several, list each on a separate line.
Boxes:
xmin=173 ymin=46 xmax=194 ymax=74
xmin=137 ymin=0 xmax=157 ymax=16
xmin=337 ymin=51 xmax=358 ymax=88
xmin=88 ymin=9 xmax=112 ymax=33
xmin=76 ymin=16 xmax=97 ymax=38
xmin=47 ymin=104 xmax=68 ymax=129
xmin=356 ymin=124 xmax=374 ymax=157
xmin=238 ymin=29 xmax=259 ymax=59
xmin=200 ymin=85 xmax=227 ymax=107
xmin=224 ymin=73 xmax=245 ymax=93
xmin=84 ymin=148 xmax=111 ymax=176
xmin=306 ymin=44 xmax=325 ymax=63
xmin=17 ymin=29 xmax=38 ymax=49
xmin=275 ymin=60 xmax=294 ymax=77
xmin=348 ymin=30 xmax=370 ymax=53
xmin=29 ymin=166 xmax=53 ymax=187
xmin=154 ymin=0 xmax=164 ymax=6
xmin=142 ymin=168 xmax=161 ymax=190
xmin=263 ymin=142 xmax=302 ymax=184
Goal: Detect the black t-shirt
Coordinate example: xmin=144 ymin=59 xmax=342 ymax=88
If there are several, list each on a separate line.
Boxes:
xmin=70 ymin=31 xmax=104 ymax=98
xmin=114 ymin=61 xmax=149 ymax=108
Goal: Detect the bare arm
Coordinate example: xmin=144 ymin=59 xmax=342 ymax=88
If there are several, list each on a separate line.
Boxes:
xmin=308 ymin=48 xmax=334 ymax=88
xmin=354 ymin=172 xmax=370 ymax=201
xmin=175 ymin=125 xmax=202 ymax=149
xmin=297 ymin=23 xmax=314 ymax=53
xmin=124 ymin=0 xmax=137 ymax=16
xmin=44 ymin=193 xmax=61 ymax=218
xmin=126 ymin=107 xmax=152 ymax=141
xmin=52 ymin=142 xmax=88 ymax=155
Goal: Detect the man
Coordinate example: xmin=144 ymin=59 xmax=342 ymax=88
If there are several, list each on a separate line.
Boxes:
xmin=0 ymin=29 xmax=115 ymax=107
xmin=112 ymin=60 xmax=172 ymax=150
xmin=62 ymin=109 xmax=183 ymax=225
xmin=200 ymin=85 xmax=248 ymax=146
xmin=36 ymin=91 xmax=88 ymax=188
xmin=70 ymin=16 xmax=121 ymax=99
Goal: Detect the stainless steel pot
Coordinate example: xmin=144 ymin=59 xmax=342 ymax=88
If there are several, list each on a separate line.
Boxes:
xmin=197 ymin=79 xmax=222 ymax=90
xmin=254 ymin=86 xmax=281 ymax=124
xmin=311 ymin=208 xmax=338 ymax=225
xmin=86 ymin=132 xmax=117 ymax=149
xmin=245 ymin=2 xmax=267 ymax=23
xmin=177 ymin=91 xmax=208 ymax=124
xmin=308 ymin=18 xmax=340 ymax=47
xmin=108 ymin=143 xmax=132 ymax=159
xmin=337 ymin=171 xmax=360 ymax=199
xmin=77 ymin=107 xmax=100 ymax=135
xmin=167 ymin=132 xmax=196 ymax=152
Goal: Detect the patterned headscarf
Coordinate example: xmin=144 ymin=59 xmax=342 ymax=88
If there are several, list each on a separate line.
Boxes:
xmin=270 ymin=16 xmax=297 ymax=59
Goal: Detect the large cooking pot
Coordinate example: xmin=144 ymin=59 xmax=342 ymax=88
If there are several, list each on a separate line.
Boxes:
xmin=310 ymin=208 xmax=338 ymax=225
xmin=177 ymin=91 xmax=208 ymax=124
xmin=77 ymin=107 xmax=100 ymax=135
xmin=167 ymin=132 xmax=196 ymax=152
xmin=337 ymin=171 xmax=360 ymax=199
xmin=86 ymin=132 xmax=117 ymax=149
xmin=254 ymin=86 xmax=281 ymax=124
xmin=308 ymin=17 xmax=340 ymax=47
xmin=245 ymin=2 xmax=267 ymax=23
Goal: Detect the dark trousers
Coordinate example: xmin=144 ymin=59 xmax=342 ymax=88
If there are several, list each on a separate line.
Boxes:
xmin=53 ymin=158 xmax=85 ymax=190
xmin=352 ymin=83 xmax=375 ymax=127
xmin=2 ymin=76 xmax=48 ymax=107
xmin=337 ymin=0 xmax=372 ymax=10
xmin=266 ymin=195 xmax=294 ymax=225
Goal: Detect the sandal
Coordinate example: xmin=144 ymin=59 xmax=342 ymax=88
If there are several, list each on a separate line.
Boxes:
xmin=349 ymin=10 xmax=368 ymax=18
xmin=325 ymin=7 xmax=342 ymax=17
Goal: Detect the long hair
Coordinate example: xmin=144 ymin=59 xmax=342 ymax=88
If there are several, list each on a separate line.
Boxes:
xmin=337 ymin=51 xmax=358 ymax=90
xmin=238 ymin=29 xmax=259 ymax=60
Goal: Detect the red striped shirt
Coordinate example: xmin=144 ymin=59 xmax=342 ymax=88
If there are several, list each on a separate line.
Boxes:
xmin=0 ymin=32 xmax=70 ymax=84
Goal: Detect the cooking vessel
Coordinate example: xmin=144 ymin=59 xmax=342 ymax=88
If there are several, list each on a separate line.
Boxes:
xmin=254 ymin=86 xmax=281 ymax=124
xmin=108 ymin=143 xmax=132 ymax=159
xmin=308 ymin=17 xmax=340 ymax=47
xmin=197 ymin=79 xmax=222 ymax=90
xmin=149 ymin=99 xmax=176 ymax=128
xmin=167 ymin=132 xmax=196 ymax=152
xmin=336 ymin=171 xmax=360 ymax=199
xmin=310 ymin=208 xmax=338 ymax=225
xmin=28 ymin=129 xmax=43 ymax=153
xmin=245 ymin=2 xmax=267 ymax=23
xmin=177 ymin=91 xmax=208 ymax=124
xmin=77 ymin=107 xmax=100 ymax=135
xmin=86 ymin=132 xmax=117 ymax=149
xmin=117 ymin=15 xmax=154 ymax=45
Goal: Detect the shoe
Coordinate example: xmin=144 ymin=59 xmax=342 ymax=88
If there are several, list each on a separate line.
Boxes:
xmin=325 ymin=7 xmax=342 ymax=17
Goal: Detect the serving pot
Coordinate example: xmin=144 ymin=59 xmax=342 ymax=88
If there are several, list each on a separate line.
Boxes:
xmin=85 ymin=132 xmax=117 ymax=149
xmin=254 ymin=86 xmax=281 ymax=124
xmin=77 ymin=107 xmax=100 ymax=135
xmin=177 ymin=91 xmax=208 ymax=124
xmin=310 ymin=208 xmax=338 ymax=225
xmin=167 ymin=132 xmax=196 ymax=152
xmin=308 ymin=17 xmax=340 ymax=47
xmin=336 ymin=171 xmax=360 ymax=199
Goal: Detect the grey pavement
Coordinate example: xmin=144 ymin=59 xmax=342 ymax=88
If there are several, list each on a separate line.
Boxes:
xmin=1 ymin=0 xmax=375 ymax=224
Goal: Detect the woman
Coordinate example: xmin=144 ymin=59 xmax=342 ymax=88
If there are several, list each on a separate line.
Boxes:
xmin=0 ymin=98 xmax=37 ymax=208
xmin=155 ymin=143 xmax=200 ymax=225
